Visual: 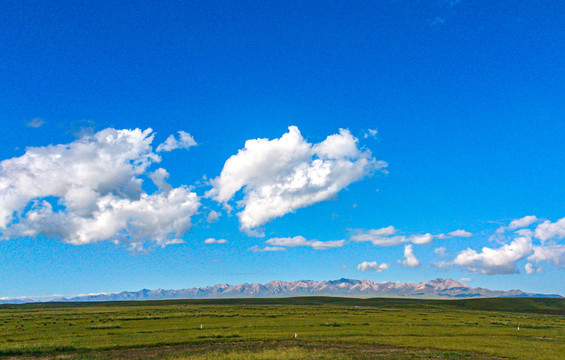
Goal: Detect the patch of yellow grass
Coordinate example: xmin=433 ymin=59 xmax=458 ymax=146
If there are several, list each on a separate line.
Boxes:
xmin=173 ymin=347 xmax=344 ymax=360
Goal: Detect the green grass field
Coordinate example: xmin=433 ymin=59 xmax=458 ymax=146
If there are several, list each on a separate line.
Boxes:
xmin=0 ymin=297 xmax=563 ymax=359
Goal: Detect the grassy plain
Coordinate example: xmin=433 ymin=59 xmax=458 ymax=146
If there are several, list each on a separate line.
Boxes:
xmin=0 ymin=297 xmax=563 ymax=359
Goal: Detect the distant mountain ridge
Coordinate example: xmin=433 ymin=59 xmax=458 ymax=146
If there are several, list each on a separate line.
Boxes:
xmin=2 ymin=278 xmax=560 ymax=304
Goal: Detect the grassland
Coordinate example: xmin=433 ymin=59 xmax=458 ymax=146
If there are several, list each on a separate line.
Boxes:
xmin=0 ymin=297 xmax=563 ymax=359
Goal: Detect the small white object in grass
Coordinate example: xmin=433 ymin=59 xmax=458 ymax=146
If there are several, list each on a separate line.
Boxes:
xmin=200 ymin=324 xmax=203 ymax=329
xmin=294 ymin=333 xmax=298 ymax=338
xmin=517 ymin=326 xmax=520 ymax=330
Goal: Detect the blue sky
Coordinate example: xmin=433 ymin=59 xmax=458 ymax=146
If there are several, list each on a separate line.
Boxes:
xmin=1 ymin=1 xmax=565 ymax=298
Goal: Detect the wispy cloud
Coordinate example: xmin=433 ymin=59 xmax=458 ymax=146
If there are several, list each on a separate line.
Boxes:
xmin=265 ymin=236 xmax=345 ymax=250
xmin=204 ymin=238 xmax=227 ymax=244
xmin=434 ymin=247 xmax=447 ymax=257
xmin=64 ymin=119 xmax=97 ymax=138
xmin=428 ymin=0 xmax=464 ymax=27
xmin=352 ymin=225 xmax=472 ymax=246
xmin=25 ymin=117 xmax=45 ymax=128
xmin=496 ymin=215 xmax=540 ymax=234
xmin=363 ymin=128 xmax=378 ymax=139
xmin=206 ymin=210 xmax=221 ymax=223
xmin=351 ymin=226 xmax=434 ymax=246
xmin=448 ymin=230 xmax=472 ymax=237
xmin=248 ymin=245 xmax=286 ymax=252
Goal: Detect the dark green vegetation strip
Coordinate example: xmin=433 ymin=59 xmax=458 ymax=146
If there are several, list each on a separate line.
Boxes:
xmin=3 ymin=296 xmax=564 ymax=315
xmin=0 ymin=297 xmax=563 ymax=359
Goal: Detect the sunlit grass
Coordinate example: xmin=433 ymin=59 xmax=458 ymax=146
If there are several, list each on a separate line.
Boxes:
xmin=0 ymin=297 xmax=563 ymax=359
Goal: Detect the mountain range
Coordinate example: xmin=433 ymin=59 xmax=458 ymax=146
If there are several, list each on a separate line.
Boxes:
xmin=2 ymin=278 xmax=561 ymax=304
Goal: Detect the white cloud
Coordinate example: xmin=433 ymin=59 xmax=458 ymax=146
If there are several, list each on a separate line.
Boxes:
xmin=515 ymin=228 xmax=534 ymax=238
xmin=534 ymin=217 xmax=565 ymax=243
xmin=451 ymin=236 xmax=533 ymax=275
xmin=525 ymin=263 xmax=542 ymax=274
xmin=206 ymin=126 xmax=386 ymax=234
xmin=265 ymin=236 xmax=345 ymax=250
xmin=356 ymin=226 xmax=397 ymax=238
xmin=363 ymin=128 xmax=378 ymax=139
xmin=6 ymin=185 xmax=199 ymax=249
xmin=444 ymin=216 xmax=565 ymax=274
xmin=496 ymin=215 xmax=540 ymax=234
xmin=204 ymin=238 xmax=227 ymax=244
xmin=0 ymin=128 xmax=158 ymax=225
xmin=0 ymin=128 xmax=200 ymax=248
xmin=149 ymin=168 xmax=172 ymax=191
xmin=351 ymin=226 xmax=434 ymax=246
xmin=408 ymin=234 xmax=435 ymax=244
xmin=399 ymin=244 xmax=420 ymax=267
xmin=509 ymin=215 xmax=539 ymax=230
xmin=156 ymin=131 xmax=197 ymax=152
xmin=206 ymin=210 xmax=221 ymax=223
xmin=448 ymin=230 xmax=472 ymax=237
xmin=25 ymin=117 xmax=45 ymax=128
xmin=248 ymin=245 xmax=286 ymax=252
xmin=528 ymin=245 xmax=565 ymax=267
xmin=434 ymin=247 xmax=447 ymax=257
xmin=357 ymin=261 xmax=389 ymax=272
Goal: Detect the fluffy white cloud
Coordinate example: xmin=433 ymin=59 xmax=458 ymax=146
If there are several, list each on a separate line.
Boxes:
xmin=451 ymin=236 xmax=533 ymax=274
xmin=445 ymin=216 xmax=565 ymax=274
xmin=156 ymin=131 xmax=197 ymax=152
xmin=448 ymin=230 xmax=472 ymax=237
xmin=351 ymin=226 xmax=434 ymax=246
xmin=6 ymin=186 xmax=199 ymax=248
xmin=528 ymin=245 xmax=565 ymax=267
xmin=204 ymin=238 xmax=227 ymax=244
xmin=399 ymin=244 xmax=420 ymax=267
xmin=534 ymin=217 xmax=565 ymax=242
xmin=265 ymin=236 xmax=345 ymax=250
xmin=0 ymin=128 xmax=158 ymax=225
xmin=525 ymin=263 xmax=542 ymax=274
xmin=149 ymin=168 xmax=172 ymax=191
xmin=509 ymin=215 xmax=539 ymax=230
xmin=206 ymin=126 xmax=386 ymax=233
xmin=357 ymin=261 xmax=389 ymax=272
xmin=0 ymin=128 xmax=200 ymax=248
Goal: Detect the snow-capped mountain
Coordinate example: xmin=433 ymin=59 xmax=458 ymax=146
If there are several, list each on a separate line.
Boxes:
xmin=2 ymin=278 xmax=552 ymax=304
